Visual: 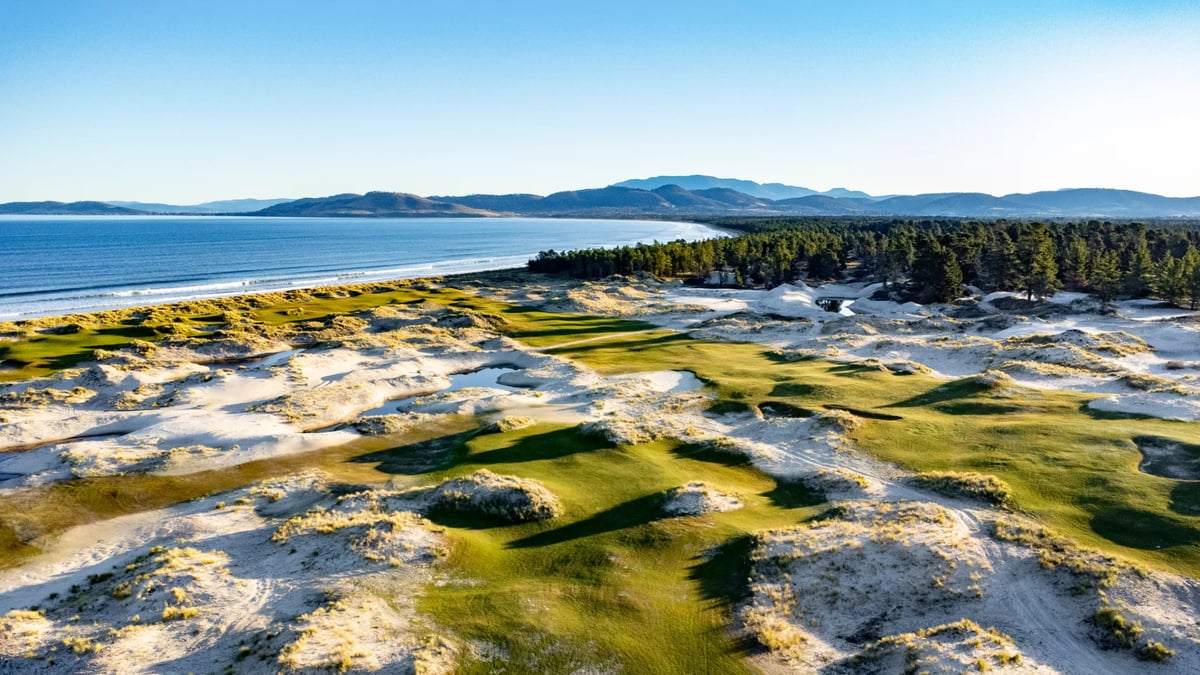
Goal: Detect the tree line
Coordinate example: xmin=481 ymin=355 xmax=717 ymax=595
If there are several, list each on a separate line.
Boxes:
xmin=526 ymin=218 xmax=1200 ymax=307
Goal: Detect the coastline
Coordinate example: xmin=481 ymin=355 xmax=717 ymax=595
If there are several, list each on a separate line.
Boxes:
xmin=0 ymin=216 xmax=723 ymax=321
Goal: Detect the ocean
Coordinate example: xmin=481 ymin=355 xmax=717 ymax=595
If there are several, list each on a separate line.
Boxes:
xmin=0 ymin=216 xmax=720 ymax=320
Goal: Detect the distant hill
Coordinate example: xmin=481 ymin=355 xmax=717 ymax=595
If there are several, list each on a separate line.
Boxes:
xmin=0 ymin=201 xmax=147 ymax=215
xmin=108 ymin=198 xmax=293 ymax=214
xmin=4 ymin=183 xmax=1200 ymax=219
xmin=252 ymin=192 xmax=494 ymax=217
xmin=612 ymin=175 xmax=875 ymax=201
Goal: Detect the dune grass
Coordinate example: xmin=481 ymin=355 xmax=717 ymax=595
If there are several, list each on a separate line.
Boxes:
xmin=0 ymin=415 xmax=480 ymax=568
xmin=0 ymin=279 xmax=657 ymax=382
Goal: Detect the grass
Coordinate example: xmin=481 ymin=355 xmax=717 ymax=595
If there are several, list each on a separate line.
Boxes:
xmin=539 ymin=328 xmax=1200 ymax=578
xmin=410 ymin=423 xmax=826 ymax=674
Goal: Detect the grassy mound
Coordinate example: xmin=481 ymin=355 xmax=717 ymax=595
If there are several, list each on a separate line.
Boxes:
xmin=910 ymin=471 xmax=1015 ymax=508
xmin=431 ymin=469 xmax=562 ymax=523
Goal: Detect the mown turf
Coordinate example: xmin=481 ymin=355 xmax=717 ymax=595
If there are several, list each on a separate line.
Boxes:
xmin=405 ymin=424 xmax=824 ymax=674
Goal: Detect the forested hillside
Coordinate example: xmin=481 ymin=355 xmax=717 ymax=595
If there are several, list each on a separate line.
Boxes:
xmin=528 ymin=218 xmax=1200 ymax=306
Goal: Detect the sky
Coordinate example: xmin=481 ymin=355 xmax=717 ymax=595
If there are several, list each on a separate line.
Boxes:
xmin=1 ymin=1 xmax=1198 ymax=202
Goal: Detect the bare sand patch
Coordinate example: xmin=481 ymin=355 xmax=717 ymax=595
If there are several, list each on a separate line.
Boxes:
xmin=662 ymin=481 xmax=743 ymax=516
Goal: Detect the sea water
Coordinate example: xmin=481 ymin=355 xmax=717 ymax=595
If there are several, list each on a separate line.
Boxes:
xmin=0 ymin=216 xmax=719 ymax=319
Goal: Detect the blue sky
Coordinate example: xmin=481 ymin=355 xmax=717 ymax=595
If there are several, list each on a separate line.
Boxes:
xmin=1 ymin=1 xmax=1197 ymax=202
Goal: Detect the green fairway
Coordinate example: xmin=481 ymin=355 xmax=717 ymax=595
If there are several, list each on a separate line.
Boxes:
xmin=541 ymin=330 xmax=1200 ymax=577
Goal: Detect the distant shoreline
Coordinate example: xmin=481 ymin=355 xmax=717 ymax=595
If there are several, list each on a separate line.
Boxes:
xmin=0 ymin=216 xmax=720 ymax=322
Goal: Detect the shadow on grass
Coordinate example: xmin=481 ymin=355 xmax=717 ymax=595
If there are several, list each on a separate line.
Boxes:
xmin=763 ymin=481 xmax=826 ymax=509
xmin=769 ymin=382 xmax=834 ymax=398
xmin=350 ymin=429 xmax=479 ymax=474
xmin=764 ymin=351 xmax=816 ymax=364
xmin=507 ymin=493 xmax=665 ymax=548
xmin=757 ymin=400 xmax=815 ymax=418
xmin=669 ymin=442 xmax=753 ymax=467
xmin=690 ymin=534 xmax=755 ymax=606
xmin=826 ymin=362 xmax=892 ymax=378
xmin=502 ymin=307 xmax=653 ymax=342
xmin=1090 ymin=507 xmax=1198 ymax=550
xmin=467 ymin=427 xmax=614 ymax=465
xmin=1169 ymin=483 xmax=1200 ymax=517
xmin=425 ymin=507 xmax=522 ymax=531
xmin=687 ymin=535 xmax=768 ymax=657
xmin=934 ymin=402 xmax=1023 ymax=415
xmin=545 ymin=332 xmax=691 ymax=356
xmin=823 ymin=404 xmax=903 ymax=421
xmin=706 ymin=400 xmax=757 ymax=416
xmin=884 ymin=379 xmax=990 ymax=408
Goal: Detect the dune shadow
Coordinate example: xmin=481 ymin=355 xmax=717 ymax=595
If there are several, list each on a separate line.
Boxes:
xmin=507 ymin=493 xmax=665 ymax=548
xmin=689 ymin=534 xmax=755 ymax=606
xmin=769 ymin=382 xmax=831 ymax=398
xmin=1090 ymin=507 xmax=1198 ymax=550
xmin=349 ymin=429 xmax=479 ymax=474
xmin=669 ymin=442 xmax=753 ymax=467
xmin=467 ymin=427 xmax=614 ymax=465
xmin=1169 ymin=483 xmax=1200 ymax=517
xmin=545 ymin=332 xmax=690 ymax=355
xmin=763 ymin=480 xmax=826 ymax=509
xmin=934 ymin=402 xmax=1022 ymax=415
xmin=884 ymin=379 xmax=989 ymax=408
xmin=823 ymin=404 xmax=903 ymax=421
xmin=687 ymin=535 xmax=762 ymax=656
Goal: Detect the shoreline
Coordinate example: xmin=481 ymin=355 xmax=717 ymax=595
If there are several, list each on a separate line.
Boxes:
xmin=0 ymin=268 xmax=535 ymax=331
xmin=0 ymin=216 xmax=725 ymax=322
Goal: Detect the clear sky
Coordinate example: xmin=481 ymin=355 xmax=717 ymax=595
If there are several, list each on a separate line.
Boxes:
xmin=1 ymin=0 xmax=1197 ymax=202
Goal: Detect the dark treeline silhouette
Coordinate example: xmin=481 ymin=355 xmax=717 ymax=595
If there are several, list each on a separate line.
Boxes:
xmin=527 ymin=218 xmax=1200 ymax=307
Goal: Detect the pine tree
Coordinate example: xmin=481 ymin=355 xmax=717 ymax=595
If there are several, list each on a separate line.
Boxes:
xmin=980 ymin=229 xmax=1018 ymax=291
xmin=1123 ymin=236 xmax=1155 ymax=298
xmin=1062 ymin=234 xmax=1091 ymax=290
xmin=911 ymin=235 xmax=962 ymax=303
xmin=1017 ymin=223 xmax=1060 ymax=300
xmin=1153 ymin=253 xmax=1186 ymax=306
xmin=1091 ymin=250 xmax=1121 ymax=307
xmin=1184 ymin=246 xmax=1200 ymax=310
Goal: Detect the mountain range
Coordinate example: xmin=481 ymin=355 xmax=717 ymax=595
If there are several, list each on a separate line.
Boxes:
xmin=3 ymin=176 xmax=1199 ymax=218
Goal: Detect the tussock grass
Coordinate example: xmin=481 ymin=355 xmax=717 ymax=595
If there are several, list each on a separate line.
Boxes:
xmin=0 ymin=416 xmax=478 ymax=568
xmin=910 ymin=471 xmax=1014 ymax=508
